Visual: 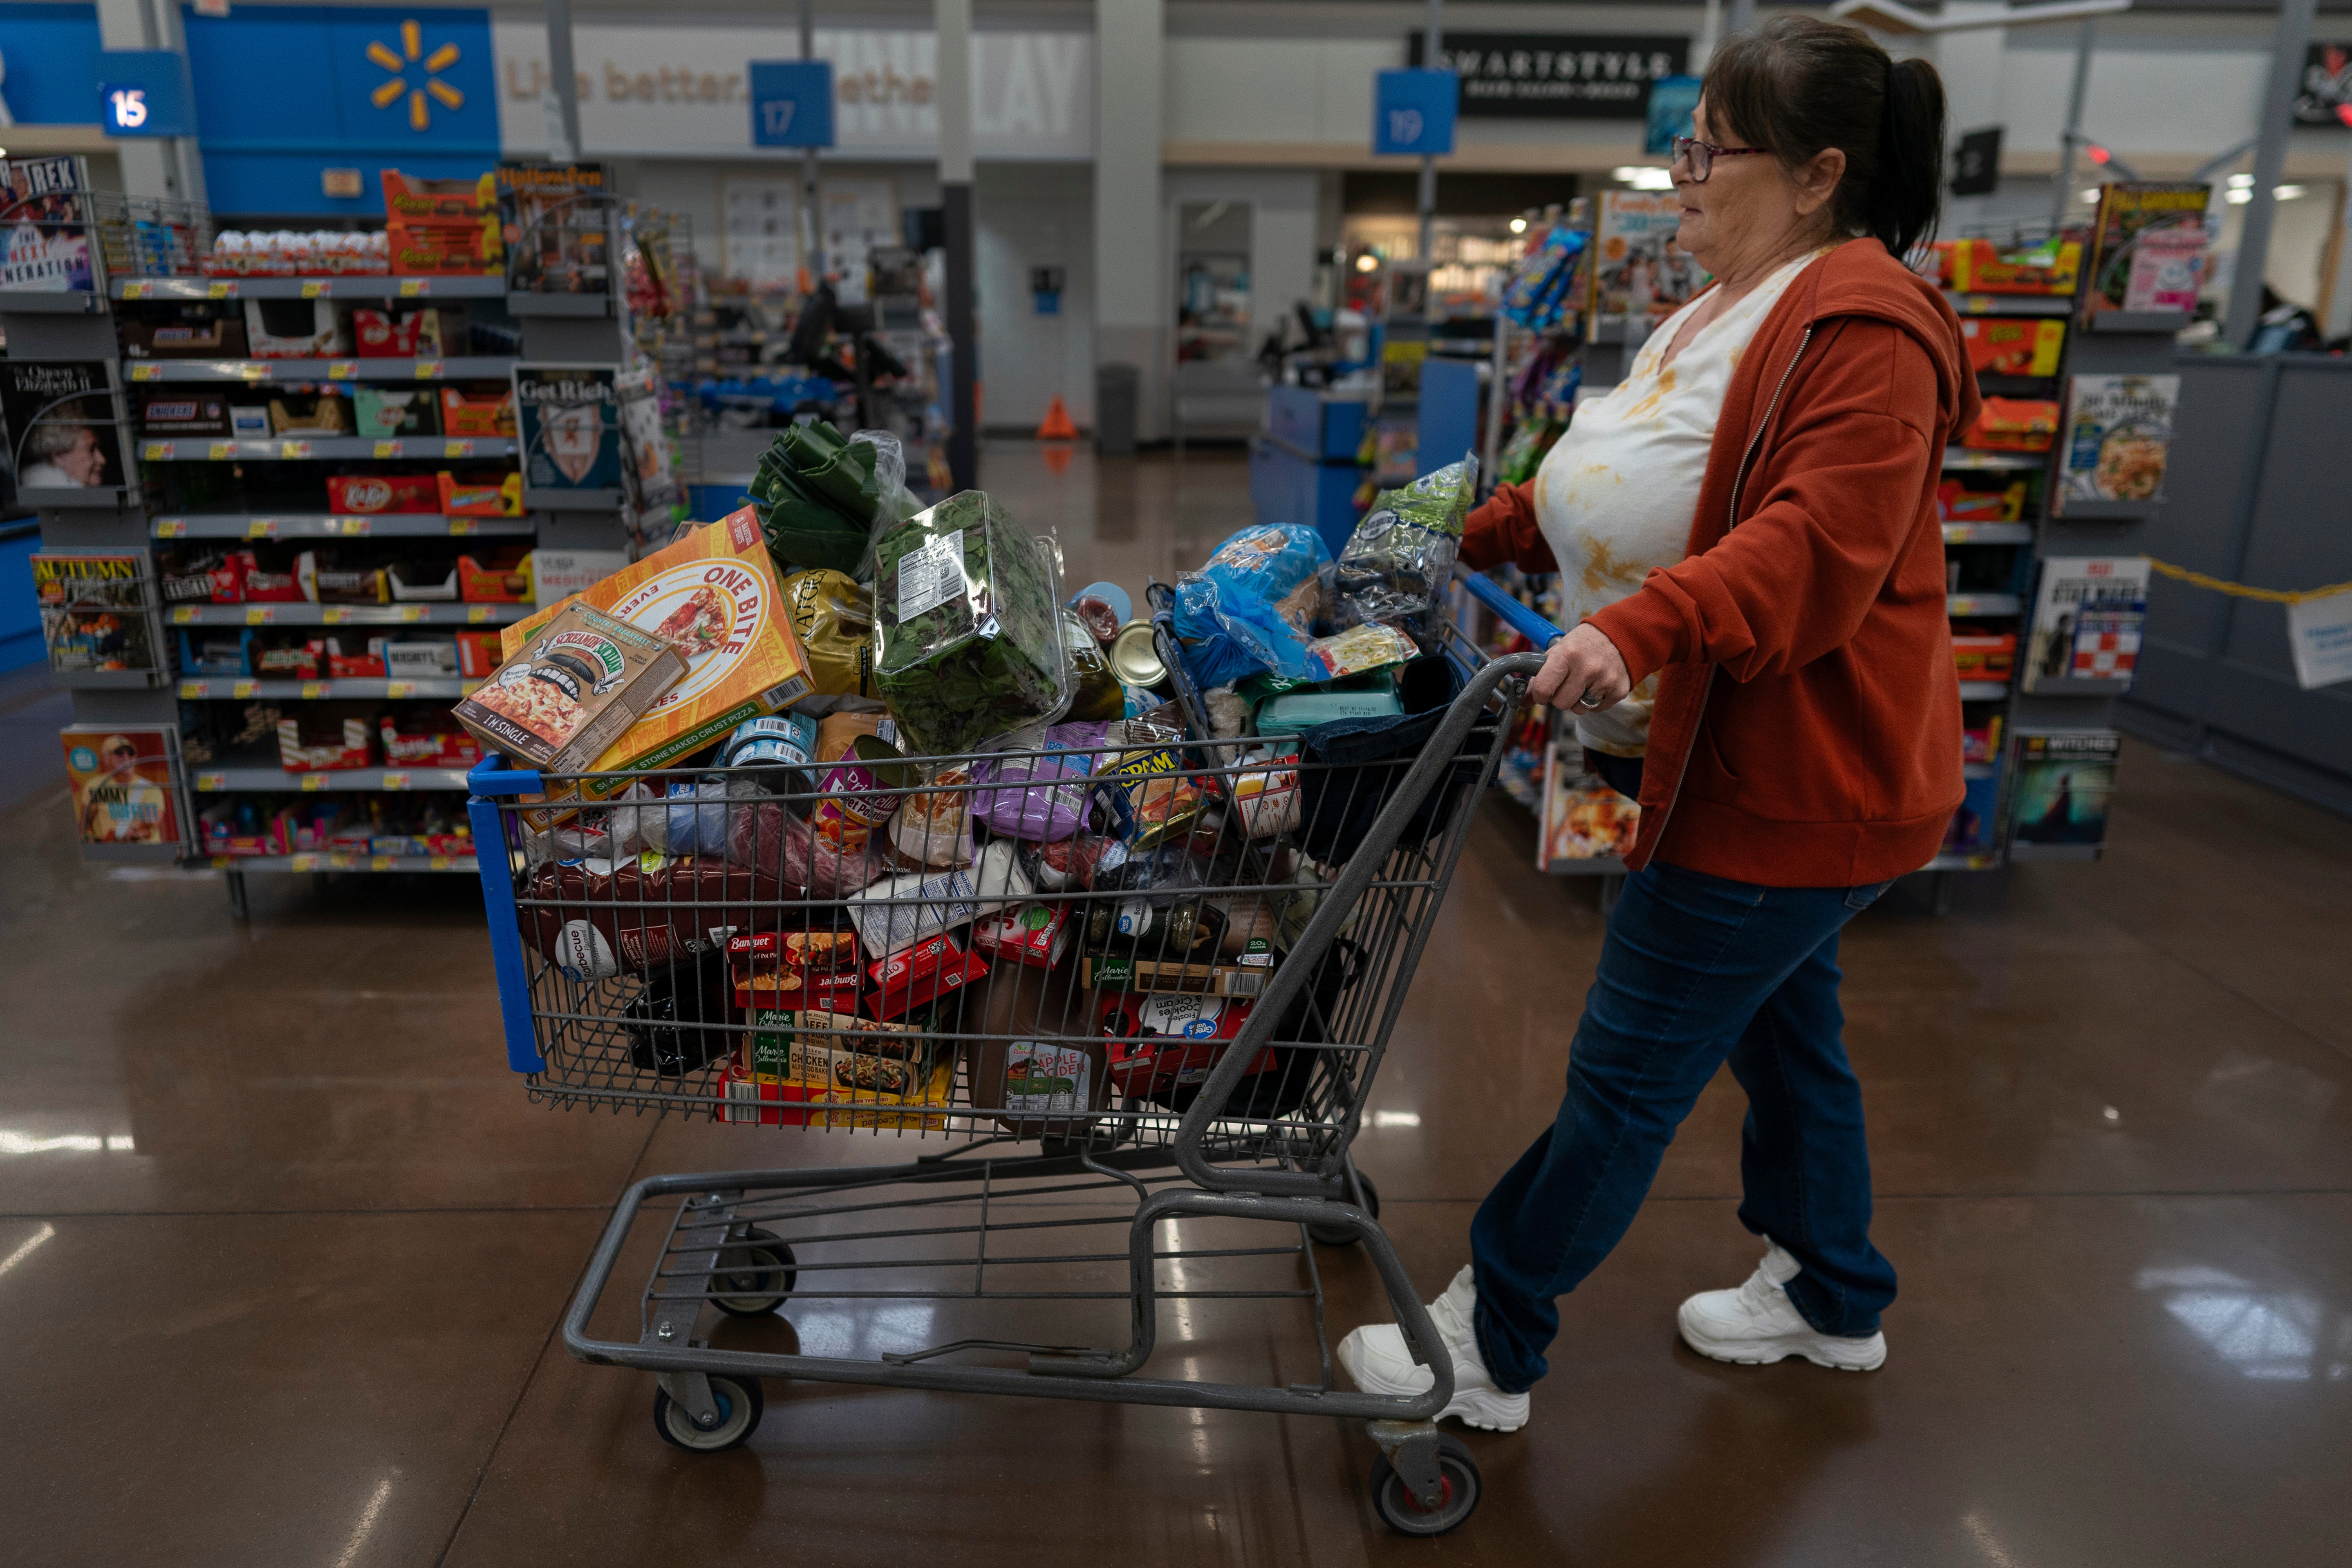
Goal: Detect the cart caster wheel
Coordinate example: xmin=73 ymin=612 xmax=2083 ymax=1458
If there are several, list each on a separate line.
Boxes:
xmin=1368 ymin=1434 xmax=1480 ymax=1536
xmin=710 ymin=1225 xmax=797 ymax=1316
xmin=652 ymin=1374 xmax=764 ymax=1452
xmin=1309 ymin=1172 xmax=1380 ymax=1247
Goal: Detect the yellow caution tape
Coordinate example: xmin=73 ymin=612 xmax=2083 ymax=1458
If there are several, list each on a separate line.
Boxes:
xmin=2146 ymin=558 xmax=2352 ymax=606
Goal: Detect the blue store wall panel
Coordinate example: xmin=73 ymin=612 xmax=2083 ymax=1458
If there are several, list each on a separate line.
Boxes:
xmin=0 ymin=4 xmax=105 ymax=126
xmin=184 ymin=5 xmax=498 ymax=215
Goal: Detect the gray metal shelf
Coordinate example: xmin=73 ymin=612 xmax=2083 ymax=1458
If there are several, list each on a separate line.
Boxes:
xmin=1944 ymin=291 xmax=2076 ymax=317
xmin=0 ymin=288 xmax=103 ymax=314
xmin=188 ymin=764 xmax=472 ymax=792
xmin=137 ymin=437 xmax=517 ymax=461
xmin=168 ymin=602 xmax=527 ymax=627
xmin=126 ymin=356 xmax=515 ymax=384
xmin=115 ymin=276 xmax=507 ymax=301
xmin=177 ymin=676 xmax=473 ymax=700
xmin=198 ymin=851 xmax=479 ymax=871
xmin=1942 ymin=448 xmax=2047 ymax=471
xmin=1947 ymin=593 xmax=2023 ymax=616
xmin=1942 ymin=521 xmax=2036 ymax=545
xmin=153 ymin=513 xmax=532 ymax=540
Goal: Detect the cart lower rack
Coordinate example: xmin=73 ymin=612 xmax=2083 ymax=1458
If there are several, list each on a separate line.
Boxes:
xmin=466 ymin=585 xmax=1545 ymax=1536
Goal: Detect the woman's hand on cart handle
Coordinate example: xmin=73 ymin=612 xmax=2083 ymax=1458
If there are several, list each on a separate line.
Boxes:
xmin=1531 ymin=624 xmax=1632 ymax=713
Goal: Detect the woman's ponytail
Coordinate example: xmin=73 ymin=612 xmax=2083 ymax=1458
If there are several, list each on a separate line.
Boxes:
xmin=1704 ymin=17 xmax=1951 ymax=262
xmin=1874 ymin=57 xmax=1947 ymax=259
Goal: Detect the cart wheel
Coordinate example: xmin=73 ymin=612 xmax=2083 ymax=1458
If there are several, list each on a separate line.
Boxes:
xmin=1368 ymin=1435 xmax=1481 ymax=1536
xmin=652 ymin=1374 xmax=764 ymax=1452
xmin=710 ymin=1225 xmax=798 ymax=1316
xmin=1309 ymin=1172 xmax=1381 ymax=1247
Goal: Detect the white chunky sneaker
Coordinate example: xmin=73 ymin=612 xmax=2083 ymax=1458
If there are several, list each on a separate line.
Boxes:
xmin=1337 ymin=1265 xmax=1532 ymax=1431
xmin=1677 ymin=1239 xmax=1887 ymax=1371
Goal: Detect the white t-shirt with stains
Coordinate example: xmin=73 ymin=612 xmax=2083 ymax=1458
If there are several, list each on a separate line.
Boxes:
xmin=1532 ymin=249 xmax=1820 ymax=757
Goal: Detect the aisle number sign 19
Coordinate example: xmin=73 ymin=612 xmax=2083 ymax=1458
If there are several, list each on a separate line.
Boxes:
xmin=748 ymin=60 xmax=836 ymax=149
xmin=1373 ymin=69 xmax=1458 ymax=158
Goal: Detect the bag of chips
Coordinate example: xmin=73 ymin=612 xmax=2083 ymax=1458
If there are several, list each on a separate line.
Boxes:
xmin=782 ymin=568 xmax=883 ymax=713
xmin=1334 ymin=455 xmax=1478 ymax=627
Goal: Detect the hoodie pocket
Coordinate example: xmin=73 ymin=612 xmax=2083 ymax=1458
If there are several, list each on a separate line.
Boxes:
xmin=1684 ymin=721 xmax=1743 ymax=804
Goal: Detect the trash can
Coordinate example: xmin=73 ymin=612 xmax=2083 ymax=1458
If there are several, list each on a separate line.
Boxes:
xmin=1095 ymin=362 xmax=1139 ymax=455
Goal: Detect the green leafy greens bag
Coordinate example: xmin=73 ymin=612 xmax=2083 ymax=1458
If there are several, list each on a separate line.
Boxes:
xmin=872 ymin=491 xmax=1071 ymax=757
xmin=1334 ymin=453 xmax=1478 ymax=626
xmin=748 ymin=421 xmax=912 ymax=580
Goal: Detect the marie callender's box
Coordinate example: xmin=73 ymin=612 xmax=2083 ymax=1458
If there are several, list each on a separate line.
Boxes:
xmin=452 ymin=602 xmax=684 ymax=771
xmin=502 ymin=506 xmax=814 ymax=827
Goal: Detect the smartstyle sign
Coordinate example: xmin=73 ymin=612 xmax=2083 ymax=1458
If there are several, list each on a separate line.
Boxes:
xmin=492 ymin=21 xmax=1092 ymax=158
xmin=1407 ymin=33 xmax=1689 ymax=120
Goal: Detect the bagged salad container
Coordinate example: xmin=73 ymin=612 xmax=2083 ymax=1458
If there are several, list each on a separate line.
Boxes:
xmin=871 ymin=491 xmax=1071 ymax=758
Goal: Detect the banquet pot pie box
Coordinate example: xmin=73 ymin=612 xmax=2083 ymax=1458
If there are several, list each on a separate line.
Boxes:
xmin=453 ymin=601 xmax=686 ymax=771
xmin=498 ymin=508 xmax=814 ymax=828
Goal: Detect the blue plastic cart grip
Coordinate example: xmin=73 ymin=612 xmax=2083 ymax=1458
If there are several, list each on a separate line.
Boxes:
xmin=1454 ymin=564 xmax=1564 ymax=649
xmin=466 ymin=755 xmax=546 ymax=1075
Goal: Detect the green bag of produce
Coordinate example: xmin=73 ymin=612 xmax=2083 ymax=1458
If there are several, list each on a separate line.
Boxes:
xmin=1334 ymin=453 xmax=1478 ymax=627
xmin=748 ymin=421 xmax=914 ymax=580
xmin=872 ymin=491 xmax=1071 ymax=757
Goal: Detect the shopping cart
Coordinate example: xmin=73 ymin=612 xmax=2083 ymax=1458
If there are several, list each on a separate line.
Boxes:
xmin=464 ymin=565 xmax=1560 ymax=1536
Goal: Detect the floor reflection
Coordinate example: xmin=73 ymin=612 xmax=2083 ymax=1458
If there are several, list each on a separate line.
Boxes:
xmin=2137 ymin=1265 xmax=2351 ymax=1382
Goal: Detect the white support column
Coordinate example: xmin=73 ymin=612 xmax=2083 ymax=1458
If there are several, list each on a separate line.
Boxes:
xmin=939 ymin=0 xmax=978 ymax=486
xmin=1935 ymin=1 xmax=2010 ymax=232
xmin=1094 ymin=0 xmax=1166 ymax=441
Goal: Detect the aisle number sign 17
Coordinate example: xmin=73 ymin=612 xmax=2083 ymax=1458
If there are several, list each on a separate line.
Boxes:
xmin=748 ymin=60 xmax=836 ymax=149
xmin=1373 ymin=69 xmax=1458 ymax=157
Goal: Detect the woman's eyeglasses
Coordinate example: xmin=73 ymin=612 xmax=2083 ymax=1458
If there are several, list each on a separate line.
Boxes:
xmin=1669 ymin=135 xmax=1773 ymax=184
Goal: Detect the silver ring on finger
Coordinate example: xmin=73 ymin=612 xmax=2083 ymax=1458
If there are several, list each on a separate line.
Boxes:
xmin=1575 ymin=691 xmax=1606 ymax=710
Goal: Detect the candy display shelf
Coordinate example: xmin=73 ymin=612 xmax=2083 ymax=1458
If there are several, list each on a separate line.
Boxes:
xmin=5 ymin=157 xmax=637 ymax=903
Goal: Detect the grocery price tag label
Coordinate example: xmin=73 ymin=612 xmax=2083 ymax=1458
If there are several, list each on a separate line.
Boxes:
xmin=300 ymin=775 xmax=327 ymax=791
xmin=246 ymin=520 xmax=273 ymax=539
xmin=143 ymin=441 xmax=171 ymax=461
xmin=323 ymin=607 xmax=350 ymax=624
xmin=208 ymin=282 xmax=232 ymax=299
xmin=208 ymin=441 xmax=234 ymax=460
xmin=896 ymin=528 xmax=966 ymax=620
xmin=2287 ymin=591 xmax=2352 ymax=690
xmin=302 ymin=281 xmax=326 ymax=299
xmin=239 ymin=363 xmax=269 ymax=381
xmin=448 ymin=518 xmax=478 ymax=536
xmin=245 ymin=607 xmax=272 ymax=625
xmin=301 ymin=681 xmax=328 ymax=699
xmin=400 ymin=279 xmax=428 ymax=297
xmin=466 ymin=605 xmax=491 ymax=623
xmin=290 ymin=854 xmax=317 ymax=870
xmin=381 ymin=772 xmax=411 ymax=790
xmin=371 ymin=856 xmax=394 ymax=871
xmin=171 ymin=607 xmax=194 ymax=625
xmin=130 ymin=363 xmax=161 ymax=381
xmin=430 ymin=855 xmax=452 ymax=870
xmin=401 ymin=606 xmax=426 ymax=623
xmin=327 ymin=361 xmax=357 ymax=379
xmin=444 ymin=439 xmax=473 ymax=458
xmin=233 ymin=680 xmax=257 ymax=699
xmin=385 ymin=681 xmax=417 ymax=698
xmin=374 ymin=440 xmax=399 ymax=459
xmin=279 ymin=440 xmax=311 ymax=459
xmin=178 ymin=681 xmax=202 ymax=698
xmin=209 ymin=855 xmax=232 ymax=869
xmin=154 ymin=520 xmax=186 ymax=538
xmin=123 ymin=281 xmax=152 ymax=299
xmin=196 ymin=773 xmax=224 ymax=792
xmin=414 ymin=360 xmax=445 ymax=379
xmin=340 ymin=517 xmax=371 ymax=536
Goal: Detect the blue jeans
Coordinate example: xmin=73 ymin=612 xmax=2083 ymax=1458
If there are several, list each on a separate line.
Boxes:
xmin=1467 ymin=859 xmax=1897 ymax=1393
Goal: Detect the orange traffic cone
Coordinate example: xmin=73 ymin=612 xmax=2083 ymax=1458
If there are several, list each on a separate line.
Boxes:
xmin=1035 ymin=396 xmax=1079 ymax=441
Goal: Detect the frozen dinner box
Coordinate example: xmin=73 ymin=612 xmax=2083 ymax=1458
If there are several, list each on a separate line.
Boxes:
xmin=500 ymin=507 xmax=814 ymax=821
xmin=454 ymin=601 xmax=686 ymax=771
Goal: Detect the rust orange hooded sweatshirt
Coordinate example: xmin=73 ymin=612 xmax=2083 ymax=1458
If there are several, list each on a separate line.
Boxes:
xmin=1461 ymin=238 xmax=1977 ymax=886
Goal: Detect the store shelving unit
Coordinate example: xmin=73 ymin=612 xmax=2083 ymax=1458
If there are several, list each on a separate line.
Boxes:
xmin=7 ymin=161 xmax=645 ymax=909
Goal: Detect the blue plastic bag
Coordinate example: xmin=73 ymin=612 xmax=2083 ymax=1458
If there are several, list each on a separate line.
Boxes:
xmin=1173 ymin=524 xmax=1335 ymax=685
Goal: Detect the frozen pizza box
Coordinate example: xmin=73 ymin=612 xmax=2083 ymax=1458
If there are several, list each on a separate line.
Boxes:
xmin=451 ymin=601 xmax=685 ymax=771
xmin=501 ymin=506 xmax=814 ymax=825
xmin=1084 ymin=950 xmax=1267 ymax=999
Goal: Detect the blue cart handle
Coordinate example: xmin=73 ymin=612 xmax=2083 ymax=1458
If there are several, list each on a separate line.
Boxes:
xmin=1453 ymin=564 xmax=1564 ymax=649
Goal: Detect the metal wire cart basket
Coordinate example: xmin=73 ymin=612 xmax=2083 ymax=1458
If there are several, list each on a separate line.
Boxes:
xmin=464 ymin=572 xmax=1551 ymax=1536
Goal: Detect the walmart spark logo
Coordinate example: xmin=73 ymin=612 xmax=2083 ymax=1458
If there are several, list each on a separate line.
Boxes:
xmin=367 ymin=20 xmax=463 ymax=132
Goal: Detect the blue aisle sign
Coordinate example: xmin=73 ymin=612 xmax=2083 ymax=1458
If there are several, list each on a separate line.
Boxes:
xmin=98 ymin=50 xmax=196 ymax=137
xmin=749 ymin=60 xmax=835 ymax=148
xmin=1373 ymin=68 xmax=1458 ymax=157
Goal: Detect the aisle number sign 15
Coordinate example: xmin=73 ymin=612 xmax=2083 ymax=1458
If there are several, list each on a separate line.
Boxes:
xmin=97 ymin=51 xmax=195 ymax=139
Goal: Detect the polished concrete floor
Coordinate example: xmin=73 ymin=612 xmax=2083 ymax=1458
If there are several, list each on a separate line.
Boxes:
xmin=6 ymin=444 xmax=2352 ymax=1566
